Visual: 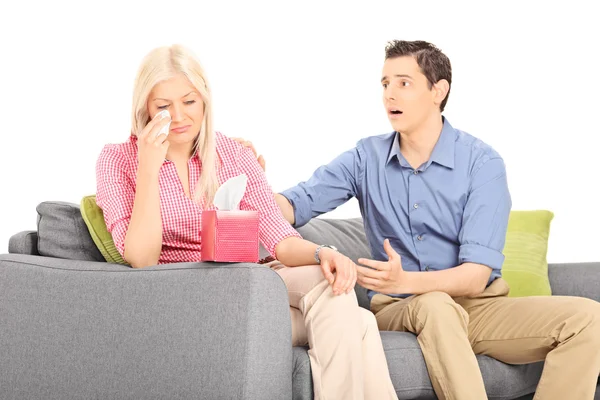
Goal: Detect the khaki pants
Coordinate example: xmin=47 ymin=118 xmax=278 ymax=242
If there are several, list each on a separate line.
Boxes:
xmin=371 ymin=278 xmax=600 ymax=400
xmin=269 ymin=262 xmax=398 ymax=400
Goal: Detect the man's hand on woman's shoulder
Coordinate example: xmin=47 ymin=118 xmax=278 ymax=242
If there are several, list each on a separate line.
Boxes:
xmin=231 ymin=137 xmax=266 ymax=171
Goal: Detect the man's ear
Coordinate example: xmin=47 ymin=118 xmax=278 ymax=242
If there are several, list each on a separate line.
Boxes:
xmin=432 ymin=79 xmax=450 ymax=106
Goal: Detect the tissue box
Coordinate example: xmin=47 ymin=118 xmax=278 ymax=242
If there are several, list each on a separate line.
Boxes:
xmin=201 ymin=210 xmax=260 ymax=263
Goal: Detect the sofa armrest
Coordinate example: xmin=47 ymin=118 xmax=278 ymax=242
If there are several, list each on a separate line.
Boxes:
xmin=0 ymin=254 xmax=292 ymax=400
xmin=548 ymin=262 xmax=600 ymax=302
xmin=8 ymin=230 xmax=39 ymax=255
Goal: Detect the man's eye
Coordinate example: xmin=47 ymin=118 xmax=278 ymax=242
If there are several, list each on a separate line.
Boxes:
xmin=402 ymin=81 xmax=410 ymax=87
xmin=157 ymin=105 xmax=169 ymax=109
xmin=382 ymin=83 xmax=388 ymax=89
xmin=185 ymin=100 xmax=196 ymax=105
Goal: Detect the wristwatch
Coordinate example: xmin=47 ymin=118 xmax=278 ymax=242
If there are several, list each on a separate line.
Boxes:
xmin=314 ymin=245 xmax=338 ymax=264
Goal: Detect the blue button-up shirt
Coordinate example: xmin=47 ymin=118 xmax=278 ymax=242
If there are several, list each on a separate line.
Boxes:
xmin=281 ymin=118 xmax=512 ymax=300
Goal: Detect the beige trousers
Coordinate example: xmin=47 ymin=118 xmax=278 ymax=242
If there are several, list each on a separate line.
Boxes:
xmin=371 ymin=278 xmax=600 ymax=400
xmin=269 ymin=262 xmax=398 ymax=400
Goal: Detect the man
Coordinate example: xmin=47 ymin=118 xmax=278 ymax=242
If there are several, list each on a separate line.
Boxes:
xmin=242 ymin=40 xmax=600 ymax=399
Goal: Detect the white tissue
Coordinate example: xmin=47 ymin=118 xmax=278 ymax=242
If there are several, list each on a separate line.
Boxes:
xmin=156 ymin=110 xmax=171 ymax=137
xmin=213 ymin=174 xmax=248 ymax=210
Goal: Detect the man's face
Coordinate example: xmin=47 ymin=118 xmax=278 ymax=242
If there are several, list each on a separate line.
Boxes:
xmin=381 ymin=56 xmax=440 ymax=133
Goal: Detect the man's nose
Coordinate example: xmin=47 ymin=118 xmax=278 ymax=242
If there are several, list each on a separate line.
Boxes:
xmin=384 ymin=86 xmax=396 ymax=101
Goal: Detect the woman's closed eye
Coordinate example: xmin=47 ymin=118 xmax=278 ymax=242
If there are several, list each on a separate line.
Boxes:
xmin=157 ymin=100 xmax=196 ymax=110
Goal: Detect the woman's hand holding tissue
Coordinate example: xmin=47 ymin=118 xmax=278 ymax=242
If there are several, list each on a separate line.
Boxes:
xmin=136 ymin=110 xmax=172 ymax=174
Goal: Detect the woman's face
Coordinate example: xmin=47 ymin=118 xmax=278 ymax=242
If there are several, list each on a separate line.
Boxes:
xmin=147 ymin=74 xmax=204 ymax=146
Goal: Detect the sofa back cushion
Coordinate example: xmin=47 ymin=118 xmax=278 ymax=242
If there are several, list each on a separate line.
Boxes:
xmin=36 ymin=201 xmax=104 ymax=262
xmin=295 ymin=218 xmax=371 ymax=309
xmin=80 ymin=195 xmax=129 ymax=265
xmin=502 ymin=210 xmax=553 ymax=297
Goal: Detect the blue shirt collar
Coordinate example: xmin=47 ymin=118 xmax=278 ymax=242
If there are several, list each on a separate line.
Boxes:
xmin=387 ymin=117 xmax=456 ymax=170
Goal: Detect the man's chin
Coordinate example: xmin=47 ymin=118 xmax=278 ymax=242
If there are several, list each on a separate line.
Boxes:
xmin=388 ymin=120 xmax=407 ymax=133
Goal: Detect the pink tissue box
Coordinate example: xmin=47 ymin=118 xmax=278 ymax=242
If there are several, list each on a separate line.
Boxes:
xmin=201 ymin=210 xmax=260 ymax=263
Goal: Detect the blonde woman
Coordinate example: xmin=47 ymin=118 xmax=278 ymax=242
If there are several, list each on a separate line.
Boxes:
xmin=95 ymin=44 xmax=398 ymax=400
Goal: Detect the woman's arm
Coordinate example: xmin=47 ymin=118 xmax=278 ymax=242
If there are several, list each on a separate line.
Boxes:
xmin=96 ymin=115 xmax=171 ymax=268
xmin=237 ymin=145 xmax=357 ymax=294
xmin=96 ymin=146 xmax=163 ymax=268
xmin=122 ymin=166 xmax=163 ymax=268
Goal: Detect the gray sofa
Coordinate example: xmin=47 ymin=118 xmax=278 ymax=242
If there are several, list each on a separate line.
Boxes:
xmin=1 ymin=201 xmax=599 ymax=399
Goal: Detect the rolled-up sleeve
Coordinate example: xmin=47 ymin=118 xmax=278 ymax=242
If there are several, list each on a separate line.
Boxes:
xmin=95 ymin=146 xmax=135 ymax=258
xmin=280 ymin=147 xmax=362 ymax=228
xmin=458 ymin=157 xmax=512 ymax=276
xmin=237 ymin=147 xmax=302 ymax=257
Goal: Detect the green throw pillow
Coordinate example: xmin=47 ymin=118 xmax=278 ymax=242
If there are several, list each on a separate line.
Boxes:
xmin=501 ymin=210 xmax=554 ymax=297
xmin=80 ymin=195 xmax=129 ymax=265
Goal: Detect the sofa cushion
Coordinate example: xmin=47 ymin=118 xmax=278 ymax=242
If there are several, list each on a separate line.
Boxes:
xmin=382 ymin=331 xmax=544 ymax=400
xmin=80 ymin=195 xmax=129 ymax=265
xmin=502 ymin=210 xmax=554 ymax=297
xmin=36 ymin=201 xmax=104 ymax=262
xmin=292 ymin=347 xmax=313 ymax=400
xmin=291 ymin=331 xmax=544 ymax=400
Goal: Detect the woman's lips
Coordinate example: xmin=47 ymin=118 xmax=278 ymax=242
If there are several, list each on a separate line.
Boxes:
xmin=171 ymin=125 xmax=191 ymax=134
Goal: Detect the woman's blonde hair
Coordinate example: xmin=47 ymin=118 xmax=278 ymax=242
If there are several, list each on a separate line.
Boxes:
xmin=131 ymin=44 xmax=219 ymax=205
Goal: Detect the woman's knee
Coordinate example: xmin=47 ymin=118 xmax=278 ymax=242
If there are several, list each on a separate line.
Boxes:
xmin=275 ymin=265 xmax=326 ymax=294
xmin=358 ymin=307 xmax=379 ymax=336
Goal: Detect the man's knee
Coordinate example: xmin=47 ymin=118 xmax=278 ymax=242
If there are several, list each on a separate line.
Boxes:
xmin=559 ymin=297 xmax=600 ymax=344
xmin=581 ymin=298 xmax=600 ymax=342
xmin=410 ymin=291 xmax=469 ymax=329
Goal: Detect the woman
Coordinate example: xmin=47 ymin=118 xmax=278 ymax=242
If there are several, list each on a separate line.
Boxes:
xmin=95 ymin=44 xmax=397 ymax=400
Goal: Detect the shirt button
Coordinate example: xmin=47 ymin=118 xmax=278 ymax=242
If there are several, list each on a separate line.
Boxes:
xmin=413 ymin=170 xmax=419 ymax=175
xmin=413 ymin=203 xmax=419 ymax=209
xmin=425 ymin=266 xmax=430 ymax=271
xmin=417 ymin=235 xmax=423 ymax=241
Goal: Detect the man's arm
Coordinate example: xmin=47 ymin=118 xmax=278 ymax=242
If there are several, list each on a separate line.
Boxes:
xmin=358 ymin=157 xmax=511 ymax=297
xmin=278 ymin=147 xmax=362 ymax=228
xmin=274 ymin=193 xmax=295 ymax=225
xmin=358 ymin=241 xmax=493 ymax=297
xmin=230 ymin=138 xmax=360 ymax=227
xmin=400 ymin=262 xmax=493 ymax=297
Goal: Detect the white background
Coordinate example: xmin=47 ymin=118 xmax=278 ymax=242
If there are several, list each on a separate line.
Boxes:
xmin=1 ymin=1 xmax=598 ymax=262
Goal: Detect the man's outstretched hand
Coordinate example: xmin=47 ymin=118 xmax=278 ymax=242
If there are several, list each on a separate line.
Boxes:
xmin=357 ymin=239 xmax=409 ymax=295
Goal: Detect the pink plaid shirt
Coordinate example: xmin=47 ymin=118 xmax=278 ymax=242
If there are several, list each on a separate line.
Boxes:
xmin=95 ymin=132 xmax=301 ymax=264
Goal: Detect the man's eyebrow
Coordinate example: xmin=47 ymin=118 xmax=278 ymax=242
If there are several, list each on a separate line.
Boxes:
xmin=153 ymin=91 xmax=197 ymax=101
xmin=381 ymin=74 xmax=413 ymax=82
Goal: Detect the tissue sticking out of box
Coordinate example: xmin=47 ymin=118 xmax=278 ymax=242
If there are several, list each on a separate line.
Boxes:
xmin=213 ymin=174 xmax=248 ymax=210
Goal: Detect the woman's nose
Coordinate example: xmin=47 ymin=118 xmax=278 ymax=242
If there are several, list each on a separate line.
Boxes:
xmin=170 ymin=104 xmax=184 ymax=121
